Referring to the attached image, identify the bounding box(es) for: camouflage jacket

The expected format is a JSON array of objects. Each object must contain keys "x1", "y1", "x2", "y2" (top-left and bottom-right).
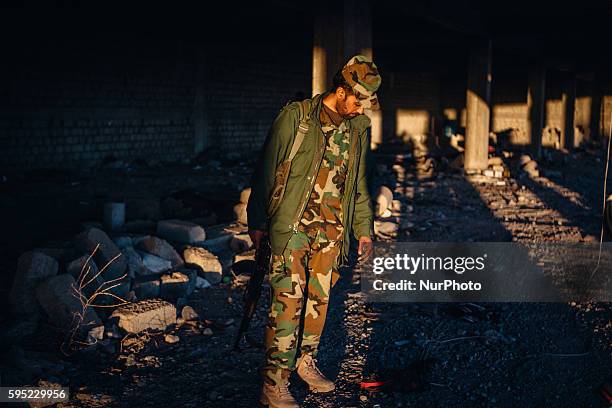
[{"x1": 247, "y1": 93, "x2": 374, "y2": 265}]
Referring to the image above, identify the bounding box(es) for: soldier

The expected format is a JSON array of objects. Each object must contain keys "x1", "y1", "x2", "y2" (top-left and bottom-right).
[{"x1": 247, "y1": 55, "x2": 381, "y2": 408}]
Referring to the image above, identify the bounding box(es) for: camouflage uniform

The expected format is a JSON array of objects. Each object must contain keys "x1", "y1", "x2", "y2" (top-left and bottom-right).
[{"x1": 260, "y1": 55, "x2": 381, "y2": 387}]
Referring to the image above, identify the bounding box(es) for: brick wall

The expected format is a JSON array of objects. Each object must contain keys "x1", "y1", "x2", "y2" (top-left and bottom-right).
[{"x1": 0, "y1": 36, "x2": 311, "y2": 170}]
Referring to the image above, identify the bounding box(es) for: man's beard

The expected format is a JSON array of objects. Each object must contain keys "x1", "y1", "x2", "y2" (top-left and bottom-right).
[{"x1": 335, "y1": 98, "x2": 356, "y2": 119}]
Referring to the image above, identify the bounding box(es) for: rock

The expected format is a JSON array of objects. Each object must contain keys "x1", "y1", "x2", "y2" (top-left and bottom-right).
[
  {"x1": 488, "y1": 156, "x2": 503, "y2": 166},
  {"x1": 74, "y1": 228, "x2": 127, "y2": 281},
  {"x1": 35, "y1": 274, "x2": 102, "y2": 333},
  {"x1": 157, "y1": 219, "x2": 206, "y2": 244},
  {"x1": 519, "y1": 154, "x2": 532, "y2": 166},
  {"x1": 66, "y1": 255, "x2": 103, "y2": 297},
  {"x1": 132, "y1": 279, "x2": 161, "y2": 299},
  {"x1": 10, "y1": 251, "x2": 58, "y2": 315},
  {"x1": 184, "y1": 247, "x2": 223, "y2": 284},
  {"x1": 374, "y1": 220, "x2": 399, "y2": 238},
  {"x1": 105, "y1": 323, "x2": 122, "y2": 339},
  {"x1": 375, "y1": 186, "x2": 393, "y2": 216},
  {"x1": 110, "y1": 299, "x2": 176, "y2": 334},
  {"x1": 136, "y1": 236, "x2": 184, "y2": 267},
  {"x1": 123, "y1": 247, "x2": 146, "y2": 278},
  {"x1": 230, "y1": 234, "x2": 253, "y2": 253},
  {"x1": 234, "y1": 249, "x2": 256, "y2": 263},
  {"x1": 199, "y1": 233, "x2": 233, "y2": 253},
  {"x1": 202, "y1": 328, "x2": 213, "y2": 336},
  {"x1": 196, "y1": 276, "x2": 211, "y2": 289},
  {"x1": 103, "y1": 202, "x2": 125, "y2": 231},
  {"x1": 164, "y1": 334, "x2": 179, "y2": 344},
  {"x1": 139, "y1": 252, "x2": 172, "y2": 275},
  {"x1": 181, "y1": 268, "x2": 197, "y2": 296},
  {"x1": 233, "y1": 202, "x2": 248, "y2": 225},
  {"x1": 160, "y1": 272, "x2": 190, "y2": 300},
  {"x1": 112, "y1": 236, "x2": 133, "y2": 249},
  {"x1": 87, "y1": 325, "x2": 105, "y2": 344},
  {"x1": 483, "y1": 169, "x2": 495, "y2": 178},
  {"x1": 522, "y1": 160, "x2": 539, "y2": 177},
  {"x1": 181, "y1": 306, "x2": 199, "y2": 321},
  {"x1": 239, "y1": 187, "x2": 251, "y2": 204}
]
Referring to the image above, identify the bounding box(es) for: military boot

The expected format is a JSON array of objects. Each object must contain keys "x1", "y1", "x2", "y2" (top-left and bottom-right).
[
  {"x1": 296, "y1": 354, "x2": 335, "y2": 393},
  {"x1": 260, "y1": 369, "x2": 300, "y2": 408}
]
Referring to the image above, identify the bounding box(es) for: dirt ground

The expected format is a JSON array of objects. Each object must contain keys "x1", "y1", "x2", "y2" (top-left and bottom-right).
[{"x1": 0, "y1": 146, "x2": 610, "y2": 407}]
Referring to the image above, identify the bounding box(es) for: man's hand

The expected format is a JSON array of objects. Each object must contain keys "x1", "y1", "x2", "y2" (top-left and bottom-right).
[
  {"x1": 248, "y1": 230, "x2": 267, "y2": 251},
  {"x1": 357, "y1": 236, "x2": 373, "y2": 264}
]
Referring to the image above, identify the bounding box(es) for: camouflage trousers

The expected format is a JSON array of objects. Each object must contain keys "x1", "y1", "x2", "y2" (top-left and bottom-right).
[{"x1": 262, "y1": 229, "x2": 342, "y2": 386}]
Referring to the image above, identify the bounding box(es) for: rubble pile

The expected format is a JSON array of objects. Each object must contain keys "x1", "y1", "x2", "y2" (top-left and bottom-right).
[{"x1": 1, "y1": 188, "x2": 256, "y2": 354}]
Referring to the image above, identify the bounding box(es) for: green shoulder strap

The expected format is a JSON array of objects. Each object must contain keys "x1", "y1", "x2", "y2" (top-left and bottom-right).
[{"x1": 287, "y1": 99, "x2": 311, "y2": 161}]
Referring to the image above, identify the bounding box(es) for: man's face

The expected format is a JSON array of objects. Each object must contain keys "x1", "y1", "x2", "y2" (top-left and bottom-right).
[{"x1": 336, "y1": 87, "x2": 365, "y2": 119}]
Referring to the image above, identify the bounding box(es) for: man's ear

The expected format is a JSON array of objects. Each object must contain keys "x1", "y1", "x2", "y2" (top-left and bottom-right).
[{"x1": 335, "y1": 86, "x2": 346, "y2": 101}]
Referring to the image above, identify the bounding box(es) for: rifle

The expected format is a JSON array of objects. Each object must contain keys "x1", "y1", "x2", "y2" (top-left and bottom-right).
[{"x1": 233, "y1": 235, "x2": 271, "y2": 350}]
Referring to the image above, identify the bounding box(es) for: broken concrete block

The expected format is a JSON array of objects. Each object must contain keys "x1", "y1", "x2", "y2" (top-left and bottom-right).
[
  {"x1": 103, "y1": 202, "x2": 125, "y2": 231},
  {"x1": 160, "y1": 272, "x2": 190, "y2": 300},
  {"x1": 157, "y1": 219, "x2": 206, "y2": 244},
  {"x1": 123, "y1": 246, "x2": 145, "y2": 278},
  {"x1": 110, "y1": 299, "x2": 176, "y2": 333},
  {"x1": 230, "y1": 234, "x2": 253, "y2": 253},
  {"x1": 374, "y1": 220, "x2": 399, "y2": 238},
  {"x1": 74, "y1": 228, "x2": 127, "y2": 281},
  {"x1": 87, "y1": 325, "x2": 105, "y2": 344},
  {"x1": 112, "y1": 236, "x2": 133, "y2": 249},
  {"x1": 66, "y1": 255, "x2": 103, "y2": 298},
  {"x1": 138, "y1": 251, "x2": 172, "y2": 275},
  {"x1": 183, "y1": 246, "x2": 223, "y2": 284},
  {"x1": 522, "y1": 160, "x2": 539, "y2": 177},
  {"x1": 35, "y1": 274, "x2": 101, "y2": 332},
  {"x1": 239, "y1": 187, "x2": 251, "y2": 204},
  {"x1": 488, "y1": 156, "x2": 503, "y2": 166},
  {"x1": 181, "y1": 305, "x2": 199, "y2": 321},
  {"x1": 375, "y1": 186, "x2": 393, "y2": 217},
  {"x1": 234, "y1": 249, "x2": 256, "y2": 263},
  {"x1": 131, "y1": 279, "x2": 161, "y2": 299},
  {"x1": 10, "y1": 251, "x2": 58, "y2": 315},
  {"x1": 483, "y1": 169, "x2": 495, "y2": 178},
  {"x1": 233, "y1": 202, "x2": 248, "y2": 225},
  {"x1": 136, "y1": 236, "x2": 184, "y2": 267},
  {"x1": 199, "y1": 233, "x2": 233, "y2": 253},
  {"x1": 519, "y1": 154, "x2": 532, "y2": 166},
  {"x1": 164, "y1": 334, "x2": 179, "y2": 344},
  {"x1": 196, "y1": 276, "x2": 211, "y2": 289}
]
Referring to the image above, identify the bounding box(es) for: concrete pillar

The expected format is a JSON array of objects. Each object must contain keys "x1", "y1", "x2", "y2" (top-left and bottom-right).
[
  {"x1": 464, "y1": 40, "x2": 492, "y2": 171},
  {"x1": 562, "y1": 73, "x2": 576, "y2": 150},
  {"x1": 312, "y1": 0, "x2": 373, "y2": 95},
  {"x1": 312, "y1": 12, "x2": 343, "y2": 96},
  {"x1": 527, "y1": 65, "x2": 546, "y2": 159},
  {"x1": 590, "y1": 72, "x2": 602, "y2": 141},
  {"x1": 343, "y1": 0, "x2": 373, "y2": 60}
]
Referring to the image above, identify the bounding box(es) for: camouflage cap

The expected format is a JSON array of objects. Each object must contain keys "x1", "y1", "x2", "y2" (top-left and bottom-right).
[{"x1": 341, "y1": 55, "x2": 381, "y2": 110}]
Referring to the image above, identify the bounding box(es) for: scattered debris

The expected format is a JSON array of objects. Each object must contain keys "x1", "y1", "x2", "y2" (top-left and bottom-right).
[{"x1": 164, "y1": 334, "x2": 180, "y2": 344}]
